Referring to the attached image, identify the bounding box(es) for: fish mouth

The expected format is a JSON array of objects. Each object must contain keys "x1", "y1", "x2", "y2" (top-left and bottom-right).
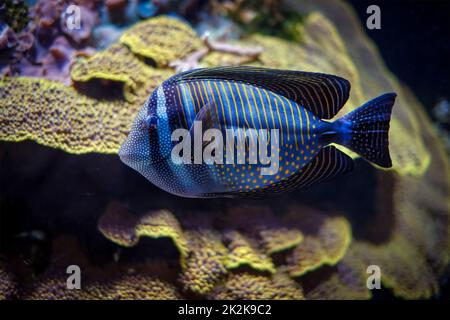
[{"x1": 118, "y1": 139, "x2": 148, "y2": 168}]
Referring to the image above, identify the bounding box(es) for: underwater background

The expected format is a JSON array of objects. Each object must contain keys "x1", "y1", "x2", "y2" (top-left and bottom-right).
[{"x1": 0, "y1": 0, "x2": 449, "y2": 299}]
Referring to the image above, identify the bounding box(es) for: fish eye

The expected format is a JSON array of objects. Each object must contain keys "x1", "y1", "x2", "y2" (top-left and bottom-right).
[{"x1": 145, "y1": 114, "x2": 158, "y2": 129}]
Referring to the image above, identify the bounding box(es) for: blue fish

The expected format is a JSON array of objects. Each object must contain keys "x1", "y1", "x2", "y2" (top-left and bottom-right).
[{"x1": 119, "y1": 66, "x2": 396, "y2": 198}]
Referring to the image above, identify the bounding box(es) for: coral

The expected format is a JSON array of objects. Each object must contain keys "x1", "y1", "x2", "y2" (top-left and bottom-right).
[
  {"x1": 0, "y1": 2, "x2": 449, "y2": 300},
  {"x1": 180, "y1": 230, "x2": 228, "y2": 294},
  {"x1": 71, "y1": 44, "x2": 165, "y2": 102},
  {"x1": 303, "y1": 246, "x2": 371, "y2": 300},
  {"x1": 289, "y1": 0, "x2": 450, "y2": 298},
  {"x1": 259, "y1": 228, "x2": 303, "y2": 255},
  {"x1": 22, "y1": 236, "x2": 181, "y2": 300},
  {"x1": 119, "y1": 16, "x2": 204, "y2": 67},
  {"x1": 0, "y1": 0, "x2": 29, "y2": 32},
  {"x1": 169, "y1": 35, "x2": 262, "y2": 71},
  {"x1": 0, "y1": 71, "x2": 168, "y2": 154},
  {"x1": 221, "y1": 206, "x2": 304, "y2": 255},
  {"x1": 99, "y1": 202, "x2": 189, "y2": 266},
  {"x1": 90, "y1": 274, "x2": 181, "y2": 300},
  {"x1": 0, "y1": 260, "x2": 17, "y2": 300},
  {"x1": 350, "y1": 236, "x2": 438, "y2": 299},
  {"x1": 96, "y1": 203, "x2": 351, "y2": 296},
  {"x1": 209, "y1": 272, "x2": 305, "y2": 300},
  {"x1": 223, "y1": 230, "x2": 275, "y2": 273},
  {"x1": 27, "y1": 273, "x2": 180, "y2": 300},
  {"x1": 284, "y1": 211, "x2": 352, "y2": 277},
  {"x1": 136, "y1": 210, "x2": 189, "y2": 265},
  {"x1": 98, "y1": 201, "x2": 139, "y2": 247},
  {"x1": 1, "y1": 0, "x2": 101, "y2": 84}
]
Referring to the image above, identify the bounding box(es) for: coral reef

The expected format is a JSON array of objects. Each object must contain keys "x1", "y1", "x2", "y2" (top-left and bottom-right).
[
  {"x1": 20, "y1": 236, "x2": 181, "y2": 300},
  {"x1": 209, "y1": 272, "x2": 305, "y2": 300},
  {"x1": 0, "y1": 70, "x2": 168, "y2": 154},
  {"x1": 0, "y1": 0, "x2": 104, "y2": 85},
  {"x1": 0, "y1": 0, "x2": 29, "y2": 32},
  {"x1": 0, "y1": 1, "x2": 449, "y2": 300},
  {"x1": 94, "y1": 202, "x2": 351, "y2": 297},
  {"x1": 0, "y1": 260, "x2": 17, "y2": 300},
  {"x1": 288, "y1": 0, "x2": 450, "y2": 299},
  {"x1": 71, "y1": 44, "x2": 164, "y2": 102},
  {"x1": 284, "y1": 211, "x2": 352, "y2": 277},
  {"x1": 0, "y1": 13, "x2": 431, "y2": 175}
]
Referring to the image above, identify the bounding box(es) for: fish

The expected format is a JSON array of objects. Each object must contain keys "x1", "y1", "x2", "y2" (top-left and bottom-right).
[{"x1": 119, "y1": 66, "x2": 396, "y2": 198}]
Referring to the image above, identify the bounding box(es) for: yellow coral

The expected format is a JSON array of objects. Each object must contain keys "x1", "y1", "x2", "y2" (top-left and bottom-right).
[
  {"x1": 0, "y1": 75, "x2": 164, "y2": 154},
  {"x1": 224, "y1": 231, "x2": 276, "y2": 274},
  {"x1": 222, "y1": 206, "x2": 304, "y2": 255},
  {"x1": 26, "y1": 271, "x2": 180, "y2": 300},
  {"x1": 98, "y1": 203, "x2": 189, "y2": 267},
  {"x1": 209, "y1": 272, "x2": 305, "y2": 300},
  {"x1": 71, "y1": 44, "x2": 164, "y2": 102},
  {"x1": 136, "y1": 209, "x2": 189, "y2": 266},
  {"x1": 303, "y1": 246, "x2": 371, "y2": 300},
  {"x1": 288, "y1": 0, "x2": 450, "y2": 298},
  {"x1": 98, "y1": 201, "x2": 139, "y2": 247},
  {"x1": 285, "y1": 211, "x2": 352, "y2": 277},
  {"x1": 0, "y1": 262, "x2": 16, "y2": 300},
  {"x1": 23, "y1": 236, "x2": 181, "y2": 300},
  {"x1": 0, "y1": 13, "x2": 431, "y2": 176},
  {"x1": 120, "y1": 16, "x2": 204, "y2": 67},
  {"x1": 259, "y1": 228, "x2": 303, "y2": 255},
  {"x1": 87, "y1": 275, "x2": 181, "y2": 300},
  {"x1": 180, "y1": 231, "x2": 228, "y2": 294},
  {"x1": 1, "y1": 4, "x2": 449, "y2": 301}
]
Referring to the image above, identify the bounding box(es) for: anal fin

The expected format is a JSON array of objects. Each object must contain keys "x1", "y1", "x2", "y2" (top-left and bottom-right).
[{"x1": 217, "y1": 146, "x2": 354, "y2": 199}]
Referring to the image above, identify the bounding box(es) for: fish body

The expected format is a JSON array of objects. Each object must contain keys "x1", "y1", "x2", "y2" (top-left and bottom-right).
[{"x1": 119, "y1": 66, "x2": 396, "y2": 198}]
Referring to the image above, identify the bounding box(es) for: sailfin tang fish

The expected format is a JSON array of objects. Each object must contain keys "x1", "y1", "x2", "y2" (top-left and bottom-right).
[{"x1": 119, "y1": 66, "x2": 396, "y2": 198}]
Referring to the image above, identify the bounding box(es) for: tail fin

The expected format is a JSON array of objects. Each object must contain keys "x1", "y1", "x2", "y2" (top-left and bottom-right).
[{"x1": 336, "y1": 93, "x2": 396, "y2": 168}]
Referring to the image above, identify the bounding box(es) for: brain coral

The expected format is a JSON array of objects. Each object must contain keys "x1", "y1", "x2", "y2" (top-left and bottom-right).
[{"x1": 0, "y1": 1, "x2": 449, "y2": 300}]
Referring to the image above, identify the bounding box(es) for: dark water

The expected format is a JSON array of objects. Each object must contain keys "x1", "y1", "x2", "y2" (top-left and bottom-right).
[{"x1": 349, "y1": 0, "x2": 450, "y2": 113}]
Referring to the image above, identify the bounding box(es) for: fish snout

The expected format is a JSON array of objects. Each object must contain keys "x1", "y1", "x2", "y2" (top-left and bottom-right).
[{"x1": 118, "y1": 128, "x2": 150, "y2": 168}]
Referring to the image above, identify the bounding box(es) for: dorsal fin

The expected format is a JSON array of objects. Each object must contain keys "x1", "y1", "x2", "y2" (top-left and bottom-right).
[
  {"x1": 206, "y1": 146, "x2": 354, "y2": 199},
  {"x1": 173, "y1": 66, "x2": 351, "y2": 119}
]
